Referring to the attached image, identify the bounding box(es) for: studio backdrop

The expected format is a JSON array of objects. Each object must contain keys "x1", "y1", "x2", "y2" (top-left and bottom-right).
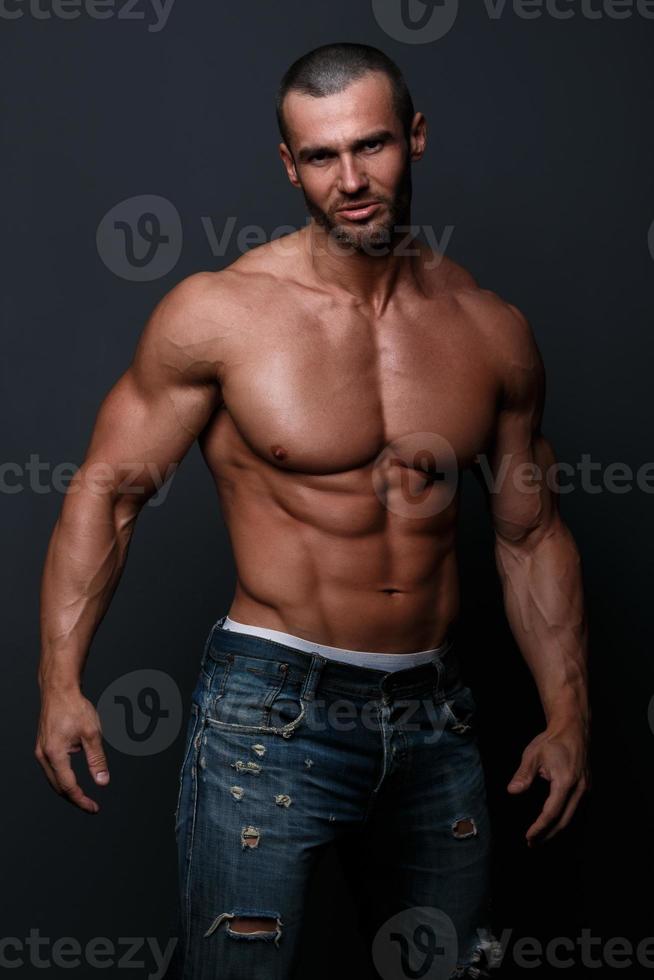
[{"x1": 2, "y1": 2, "x2": 653, "y2": 978}]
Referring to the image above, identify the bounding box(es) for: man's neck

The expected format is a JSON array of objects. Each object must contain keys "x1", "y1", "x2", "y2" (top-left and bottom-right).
[{"x1": 301, "y1": 219, "x2": 422, "y2": 315}]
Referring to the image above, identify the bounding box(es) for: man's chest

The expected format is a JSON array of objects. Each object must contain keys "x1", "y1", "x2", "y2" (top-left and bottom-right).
[{"x1": 211, "y1": 301, "x2": 500, "y2": 475}]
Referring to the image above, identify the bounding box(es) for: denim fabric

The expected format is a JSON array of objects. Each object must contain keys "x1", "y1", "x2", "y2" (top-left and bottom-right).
[{"x1": 174, "y1": 616, "x2": 504, "y2": 979}]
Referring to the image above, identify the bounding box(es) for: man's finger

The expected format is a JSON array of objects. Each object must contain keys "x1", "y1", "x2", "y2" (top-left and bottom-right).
[
  {"x1": 525, "y1": 775, "x2": 574, "y2": 844},
  {"x1": 507, "y1": 754, "x2": 538, "y2": 793},
  {"x1": 48, "y1": 752, "x2": 100, "y2": 814},
  {"x1": 35, "y1": 746, "x2": 64, "y2": 796},
  {"x1": 541, "y1": 781, "x2": 587, "y2": 841},
  {"x1": 82, "y1": 732, "x2": 110, "y2": 786}
]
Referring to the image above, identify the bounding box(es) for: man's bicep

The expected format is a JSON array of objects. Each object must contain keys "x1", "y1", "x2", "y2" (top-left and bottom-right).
[
  {"x1": 80, "y1": 370, "x2": 216, "y2": 505},
  {"x1": 78, "y1": 276, "x2": 222, "y2": 506},
  {"x1": 480, "y1": 410, "x2": 559, "y2": 544}
]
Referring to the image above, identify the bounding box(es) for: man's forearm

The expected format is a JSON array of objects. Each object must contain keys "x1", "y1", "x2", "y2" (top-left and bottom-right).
[
  {"x1": 39, "y1": 479, "x2": 138, "y2": 693},
  {"x1": 494, "y1": 514, "x2": 589, "y2": 731}
]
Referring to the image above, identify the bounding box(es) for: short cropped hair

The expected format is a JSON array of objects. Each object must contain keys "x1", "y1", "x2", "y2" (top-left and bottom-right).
[{"x1": 276, "y1": 42, "x2": 415, "y2": 153}]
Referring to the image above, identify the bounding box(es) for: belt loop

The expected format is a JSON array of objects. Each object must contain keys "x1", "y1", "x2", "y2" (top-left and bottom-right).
[{"x1": 300, "y1": 654, "x2": 326, "y2": 701}]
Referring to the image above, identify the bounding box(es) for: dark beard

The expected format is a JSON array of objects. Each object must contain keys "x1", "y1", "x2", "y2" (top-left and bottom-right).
[{"x1": 301, "y1": 160, "x2": 413, "y2": 257}]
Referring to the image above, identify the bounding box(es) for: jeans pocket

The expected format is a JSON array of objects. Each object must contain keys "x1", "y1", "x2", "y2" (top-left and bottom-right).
[{"x1": 206, "y1": 657, "x2": 307, "y2": 737}]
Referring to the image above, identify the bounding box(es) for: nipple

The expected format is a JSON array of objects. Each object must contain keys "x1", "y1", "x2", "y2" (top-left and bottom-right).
[{"x1": 271, "y1": 444, "x2": 288, "y2": 461}]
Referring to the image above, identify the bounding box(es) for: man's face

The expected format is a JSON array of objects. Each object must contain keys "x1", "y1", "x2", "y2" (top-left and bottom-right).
[{"x1": 280, "y1": 72, "x2": 424, "y2": 253}]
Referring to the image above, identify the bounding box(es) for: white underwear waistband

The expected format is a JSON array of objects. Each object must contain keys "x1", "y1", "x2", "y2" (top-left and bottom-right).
[{"x1": 221, "y1": 616, "x2": 450, "y2": 673}]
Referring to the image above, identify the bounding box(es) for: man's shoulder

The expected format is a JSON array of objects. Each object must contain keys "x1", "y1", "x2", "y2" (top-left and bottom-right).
[
  {"x1": 140, "y1": 238, "x2": 303, "y2": 368},
  {"x1": 419, "y1": 245, "x2": 523, "y2": 324},
  {"x1": 133, "y1": 269, "x2": 248, "y2": 380},
  {"x1": 445, "y1": 275, "x2": 537, "y2": 358},
  {"x1": 434, "y1": 269, "x2": 544, "y2": 401},
  {"x1": 465, "y1": 290, "x2": 544, "y2": 410},
  {"x1": 154, "y1": 250, "x2": 286, "y2": 323}
]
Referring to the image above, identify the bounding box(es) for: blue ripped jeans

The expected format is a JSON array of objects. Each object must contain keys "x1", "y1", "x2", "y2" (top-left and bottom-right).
[{"x1": 174, "y1": 616, "x2": 504, "y2": 979}]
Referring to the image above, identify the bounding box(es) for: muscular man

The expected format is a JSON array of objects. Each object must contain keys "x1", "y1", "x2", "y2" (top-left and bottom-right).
[{"x1": 36, "y1": 42, "x2": 590, "y2": 980}]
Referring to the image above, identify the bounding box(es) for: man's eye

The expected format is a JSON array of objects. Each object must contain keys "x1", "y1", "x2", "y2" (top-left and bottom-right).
[{"x1": 363, "y1": 140, "x2": 383, "y2": 151}]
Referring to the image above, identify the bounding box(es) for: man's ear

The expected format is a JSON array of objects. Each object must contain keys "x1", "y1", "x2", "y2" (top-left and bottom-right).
[
  {"x1": 279, "y1": 142, "x2": 301, "y2": 188},
  {"x1": 409, "y1": 112, "x2": 427, "y2": 162}
]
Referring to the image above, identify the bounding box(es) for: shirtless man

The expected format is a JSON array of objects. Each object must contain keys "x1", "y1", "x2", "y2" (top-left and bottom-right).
[{"x1": 36, "y1": 42, "x2": 590, "y2": 980}]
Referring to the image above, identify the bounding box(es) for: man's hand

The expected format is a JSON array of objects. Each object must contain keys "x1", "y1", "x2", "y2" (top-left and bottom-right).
[
  {"x1": 35, "y1": 689, "x2": 110, "y2": 814},
  {"x1": 507, "y1": 719, "x2": 590, "y2": 846}
]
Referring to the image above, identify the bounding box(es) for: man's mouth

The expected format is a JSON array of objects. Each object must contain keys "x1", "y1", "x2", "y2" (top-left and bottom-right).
[{"x1": 335, "y1": 201, "x2": 381, "y2": 222}]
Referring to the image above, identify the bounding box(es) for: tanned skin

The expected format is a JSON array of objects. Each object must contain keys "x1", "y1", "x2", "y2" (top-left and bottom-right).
[{"x1": 36, "y1": 71, "x2": 590, "y2": 847}]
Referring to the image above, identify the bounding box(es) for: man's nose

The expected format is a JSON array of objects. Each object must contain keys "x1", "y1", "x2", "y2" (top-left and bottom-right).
[{"x1": 336, "y1": 153, "x2": 368, "y2": 195}]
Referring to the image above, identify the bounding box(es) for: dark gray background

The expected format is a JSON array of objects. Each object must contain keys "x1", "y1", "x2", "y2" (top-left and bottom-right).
[{"x1": 2, "y1": 1, "x2": 653, "y2": 977}]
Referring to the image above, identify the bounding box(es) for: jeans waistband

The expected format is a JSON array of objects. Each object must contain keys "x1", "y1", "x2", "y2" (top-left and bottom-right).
[{"x1": 202, "y1": 614, "x2": 464, "y2": 699}]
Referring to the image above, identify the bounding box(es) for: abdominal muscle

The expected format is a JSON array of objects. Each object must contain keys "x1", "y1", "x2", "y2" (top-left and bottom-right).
[{"x1": 202, "y1": 418, "x2": 461, "y2": 655}]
